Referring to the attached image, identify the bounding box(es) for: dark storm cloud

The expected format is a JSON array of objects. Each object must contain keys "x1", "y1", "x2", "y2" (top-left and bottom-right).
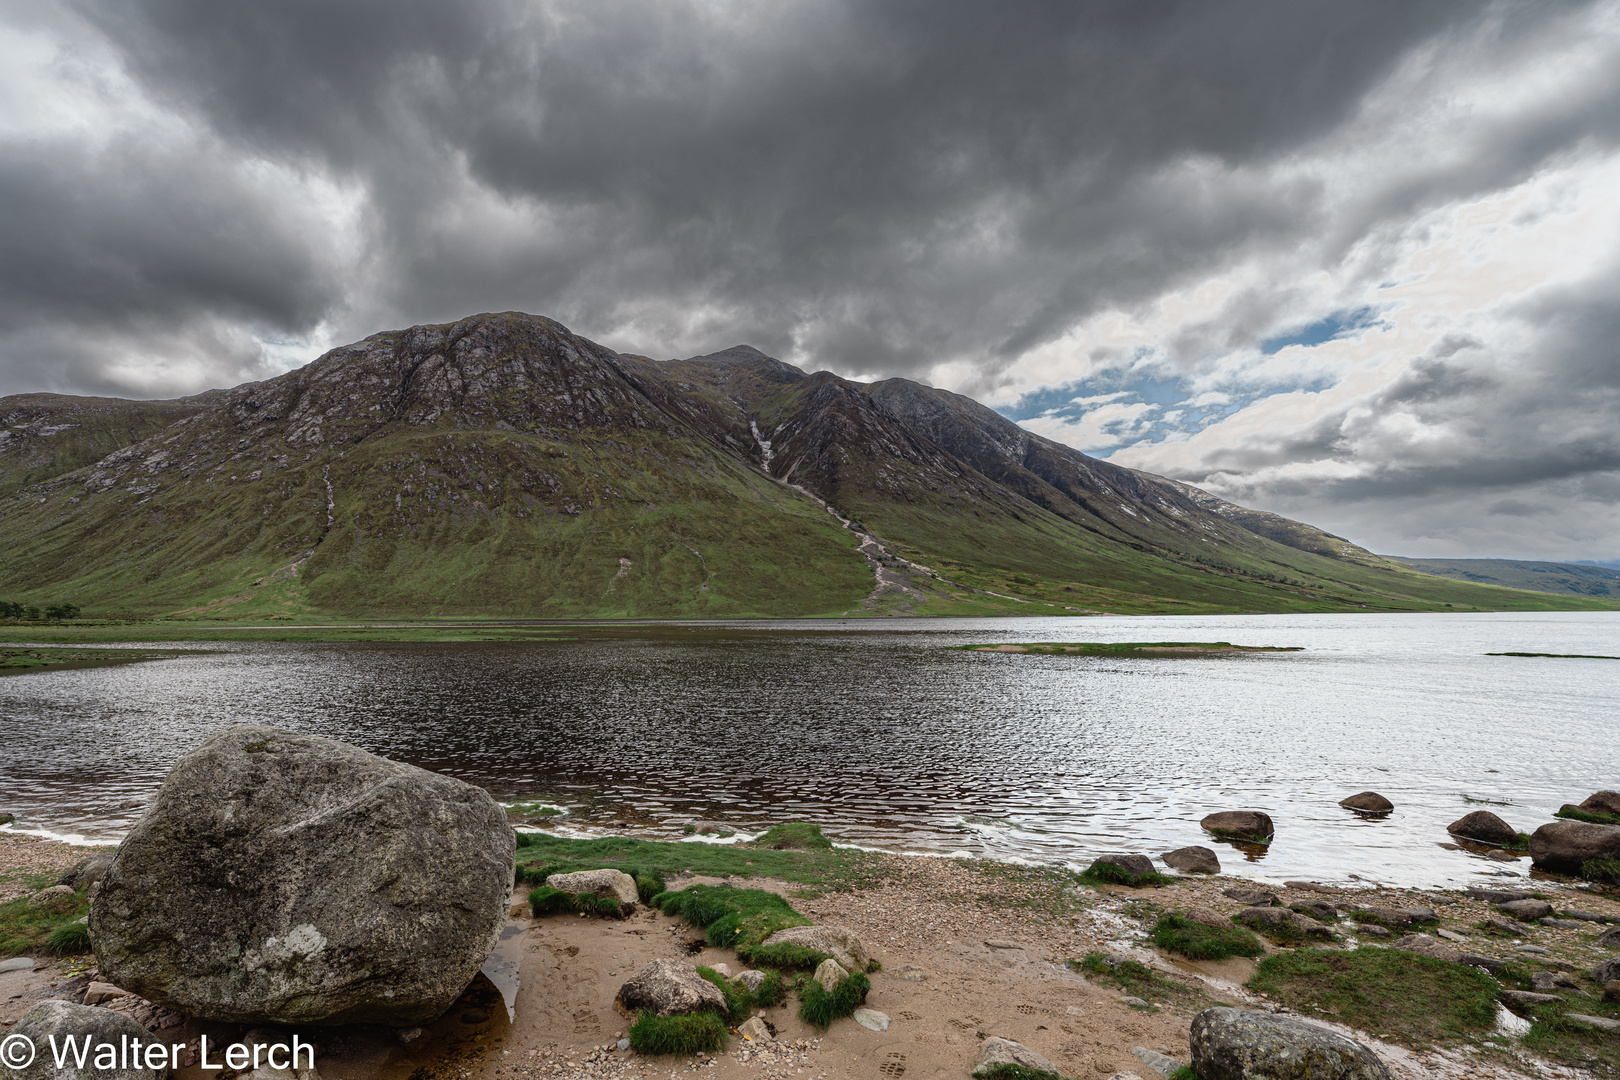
[{"x1": 19, "y1": 0, "x2": 1503, "y2": 385}]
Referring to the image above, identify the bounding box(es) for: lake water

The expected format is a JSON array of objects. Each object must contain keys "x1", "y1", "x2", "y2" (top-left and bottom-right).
[{"x1": 2, "y1": 611, "x2": 1617, "y2": 889}]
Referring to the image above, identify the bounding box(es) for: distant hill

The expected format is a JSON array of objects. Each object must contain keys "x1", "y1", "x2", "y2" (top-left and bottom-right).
[
  {"x1": 1387, "y1": 557, "x2": 1620, "y2": 598},
  {"x1": 0, "y1": 311, "x2": 1613, "y2": 619}
]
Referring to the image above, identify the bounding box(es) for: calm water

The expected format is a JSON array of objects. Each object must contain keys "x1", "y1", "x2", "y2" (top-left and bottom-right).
[{"x1": 2, "y1": 612, "x2": 1617, "y2": 889}]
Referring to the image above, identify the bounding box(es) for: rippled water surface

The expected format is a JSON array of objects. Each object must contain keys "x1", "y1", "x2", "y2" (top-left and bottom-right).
[{"x1": 3, "y1": 612, "x2": 1618, "y2": 888}]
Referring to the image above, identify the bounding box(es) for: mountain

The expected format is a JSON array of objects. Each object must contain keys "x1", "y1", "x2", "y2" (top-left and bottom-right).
[
  {"x1": 0, "y1": 311, "x2": 1611, "y2": 619},
  {"x1": 1386, "y1": 557, "x2": 1620, "y2": 598}
]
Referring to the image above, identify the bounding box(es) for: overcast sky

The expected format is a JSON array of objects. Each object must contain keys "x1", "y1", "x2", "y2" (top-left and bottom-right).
[{"x1": 3, "y1": 1, "x2": 1619, "y2": 559}]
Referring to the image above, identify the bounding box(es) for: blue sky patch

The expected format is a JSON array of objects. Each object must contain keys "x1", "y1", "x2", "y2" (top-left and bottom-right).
[{"x1": 1260, "y1": 306, "x2": 1380, "y2": 354}]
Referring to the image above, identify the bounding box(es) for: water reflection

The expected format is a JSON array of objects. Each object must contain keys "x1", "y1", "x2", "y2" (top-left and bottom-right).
[{"x1": 1, "y1": 611, "x2": 1617, "y2": 888}]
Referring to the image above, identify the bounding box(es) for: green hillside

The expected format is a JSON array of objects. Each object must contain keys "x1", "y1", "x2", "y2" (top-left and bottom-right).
[{"x1": 0, "y1": 312, "x2": 1612, "y2": 620}]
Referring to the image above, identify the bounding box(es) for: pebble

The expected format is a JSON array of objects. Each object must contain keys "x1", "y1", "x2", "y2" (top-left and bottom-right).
[{"x1": 852, "y1": 1008, "x2": 890, "y2": 1032}]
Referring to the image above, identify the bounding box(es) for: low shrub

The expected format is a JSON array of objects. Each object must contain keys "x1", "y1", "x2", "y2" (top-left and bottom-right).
[
  {"x1": 46, "y1": 922, "x2": 91, "y2": 955},
  {"x1": 754, "y1": 823, "x2": 832, "y2": 851},
  {"x1": 1150, "y1": 914, "x2": 1264, "y2": 960},
  {"x1": 628, "y1": 1010, "x2": 728, "y2": 1055},
  {"x1": 798, "y1": 971, "x2": 870, "y2": 1029}
]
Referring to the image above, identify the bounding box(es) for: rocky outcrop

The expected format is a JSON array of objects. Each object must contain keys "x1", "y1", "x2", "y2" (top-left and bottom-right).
[
  {"x1": 617, "y1": 959, "x2": 727, "y2": 1016},
  {"x1": 973, "y1": 1037, "x2": 1058, "y2": 1078},
  {"x1": 1446, "y1": 811, "x2": 1517, "y2": 846},
  {"x1": 546, "y1": 869, "x2": 638, "y2": 908},
  {"x1": 5, "y1": 1001, "x2": 166, "y2": 1080},
  {"x1": 1339, "y1": 792, "x2": 1393, "y2": 813},
  {"x1": 758, "y1": 925, "x2": 870, "y2": 972},
  {"x1": 1529, "y1": 820, "x2": 1620, "y2": 874},
  {"x1": 1200, "y1": 811, "x2": 1274, "y2": 840},
  {"x1": 1190, "y1": 1007, "x2": 1390, "y2": 1080},
  {"x1": 91, "y1": 726, "x2": 514, "y2": 1026},
  {"x1": 1161, "y1": 846, "x2": 1220, "y2": 873}
]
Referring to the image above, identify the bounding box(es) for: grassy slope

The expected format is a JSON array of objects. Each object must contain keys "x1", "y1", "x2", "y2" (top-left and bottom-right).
[{"x1": 1388, "y1": 557, "x2": 1620, "y2": 598}]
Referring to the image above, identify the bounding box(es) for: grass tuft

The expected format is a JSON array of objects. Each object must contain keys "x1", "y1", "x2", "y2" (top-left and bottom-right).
[
  {"x1": 754, "y1": 823, "x2": 832, "y2": 851},
  {"x1": 1246, "y1": 947, "x2": 1496, "y2": 1047},
  {"x1": 655, "y1": 885, "x2": 813, "y2": 963},
  {"x1": 697, "y1": 967, "x2": 751, "y2": 1025},
  {"x1": 1150, "y1": 914, "x2": 1264, "y2": 960},
  {"x1": 1070, "y1": 953, "x2": 1207, "y2": 1009},
  {"x1": 627, "y1": 1011, "x2": 728, "y2": 1055},
  {"x1": 46, "y1": 921, "x2": 91, "y2": 955},
  {"x1": 975, "y1": 1065, "x2": 1071, "y2": 1080},
  {"x1": 1077, "y1": 861, "x2": 1175, "y2": 889},
  {"x1": 797, "y1": 970, "x2": 870, "y2": 1029},
  {"x1": 0, "y1": 886, "x2": 91, "y2": 959},
  {"x1": 1580, "y1": 858, "x2": 1620, "y2": 885}
]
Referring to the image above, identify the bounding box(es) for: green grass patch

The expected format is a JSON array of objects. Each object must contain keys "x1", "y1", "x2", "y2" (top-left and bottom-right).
[
  {"x1": 654, "y1": 885, "x2": 813, "y2": 964},
  {"x1": 1070, "y1": 952, "x2": 1207, "y2": 1008},
  {"x1": 697, "y1": 966, "x2": 752, "y2": 1025},
  {"x1": 1149, "y1": 913, "x2": 1264, "y2": 960},
  {"x1": 1558, "y1": 806, "x2": 1620, "y2": 826},
  {"x1": 753, "y1": 823, "x2": 832, "y2": 850},
  {"x1": 46, "y1": 921, "x2": 91, "y2": 955},
  {"x1": 511, "y1": 832, "x2": 897, "y2": 892},
  {"x1": 525, "y1": 885, "x2": 630, "y2": 920},
  {"x1": 797, "y1": 970, "x2": 870, "y2": 1029},
  {"x1": 0, "y1": 888, "x2": 90, "y2": 959},
  {"x1": 1077, "y1": 861, "x2": 1175, "y2": 889},
  {"x1": 1246, "y1": 947, "x2": 1497, "y2": 1048},
  {"x1": 975, "y1": 1065, "x2": 1072, "y2": 1080},
  {"x1": 627, "y1": 1010, "x2": 728, "y2": 1055},
  {"x1": 1581, "y1": 858, "x2": 1620, "y2": 885}
]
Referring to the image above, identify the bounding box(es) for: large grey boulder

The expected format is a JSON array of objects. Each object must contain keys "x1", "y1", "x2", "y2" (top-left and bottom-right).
[
  {"x1": 1191, "y1": 1008, "x2": 1390, "y2": 1080},
  {"x1": 3, "y1": 1000, "x2": 165, "y2": 1080},
  {"x1": 758, "y1": 925, "x2": 870, "y2": 972},
  {"x1": 91, "y1": 725, "x2": 514, "y2": 1026},
  {"x1": 616, "y1": 960, "x2": 727, "y2": 1016},
  {"x1": 1529, "y1": 820, "x2": 1620, "y2": 874}
]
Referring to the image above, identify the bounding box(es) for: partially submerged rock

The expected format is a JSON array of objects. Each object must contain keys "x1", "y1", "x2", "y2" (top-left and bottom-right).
[
  {"x1": 1161, "y1": 846, "x2": 1220, "y2": 874},
  {"x1": 6, "y1": 1000, "x2": 165, "y2": 1080},
  {"x1": 91, "y1": 725, "x2": 515, "y2": 1026},
  {"x1": 1190, "y1": 1007, "x2": 1390, "y2": 1080},
  {"x1": 546, "y1": 869, "x2": 638, "y2": 908},
  {"x1": 1339, "y1": 792, "x2": 1393, "y2": 813},
  {"x1": 973, "y1": 1036, "x2": 1058, "y2": 1078},
  {"x1": 617, "y1": 959, "x2": 727, "y2": 1016},
  {"x1": 1528, "y1": 820, "x2": 1620, "y2": 874},
  {"x1": 758, "y1": 925, "x2": 870, "y2": 972},
  {"x1": 1447, "y1": 811, "x2": 1518, "y2": 847},
  {"x1": 1200, "y1": 811, "x2": 1274, "y2": 841}
]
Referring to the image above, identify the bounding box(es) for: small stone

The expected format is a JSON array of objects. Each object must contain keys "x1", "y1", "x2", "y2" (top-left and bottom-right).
[
  {"x1": 898, "y1": 965, "x2": 927, "y2": 982},
  {"x1": 1515, "y1": 944, "x2": 1551, "y2": 955},
  {"x1": 1592, "y1": 956, "x2": 1620, "y2": 983},
  {"x1": 1399, "y1": 907, "x2": 1437, "y2": 923},
  {"x1": 1484, "y1": 849, "x2": 1519, "y2": 862},
  {"x1": 1461, "y1": 954, "x2": 1506, "y2": 973},
  {"x1": 1500, "y1": 990, "x2": 1563, "y2": 1008},
  {"x1": 736, "y1": 969, "x2": 768, "y2": 992},
  {"x1": 1541, "y1": 917, "x2": 1586, "y2": 929},
  {"x1": 82, "y1": 981, "x2": 133, "y2": 1005},
  {"x1": 1120, "y1": 996, "x2": 1149, "y2": 1009},
  {"x1": 1530, "y1": 971, "x2": 1582, "y2": 993},
  {"x1": 984, "y1": 939, "x2": 1024, "y2": 950},
  {"x1": 547, "y1": 869, "x2": 638, "y2": 908},
  {"x1": 1183, "y1": 906, "x2": 1236, "y2": 931},
  {"x1": 1237, "y1": 906, "x2": 1297, "y2": 929},
  {"x1": 1436, "y1": 929, "x2": 1469, "y2": 943},
  {"x1": 0, "y1": 957, "x2": 34, "y2": 973},
  {"x1": 737, "y1": 1016, "x2": 770, "y2": 1041},
  {"x1": 1290, "y1": 900, "x2": 1339, "y2": 921},
  {"x1": 709, "y1": 962, "x2": 731, "y2": 977},
  {"x1": 1087, "y1": 853, "x2": 1158, "y2": 880},
  {"x1": 853, "y1": 1008, "x2": 890, "y2": 1031},
  {"x1": 1497, "y1": 898, "x2": 1553, "y2": 921},
  {"x1": 1356, "y1": 924, "x2": 1391, "y2": 938},
  {"x1": 26, "y1": 885, "x2": 75, "y2": 907},
  {"x1": 616, "y1": 1037, "x2": 631, "y2": 1051},
  {"x1": 813, "y1": 958, "x2": 848, "y2": 993},
  {"x1": 1222, "y1": 886, "x2": 1279, "y2": 906},
  {"x1": 1467, "y1": 887, "x2": 1533, "y2": 903},
  {"x1": 1339, "y1": 792, "x2": 1393, "y2": 813},
  {"x1": 1566, "y1": 1013, "x2": 1620, "y2": 1032},
  {"x1": 1354, "y1": 906, "x2": 1413, "y2": 928},
  {"x1": 973, "y1": 1036, "x2": 1058, "y2": 1078},
  {"x1": 1131, "y1": 1046, "x2": 1185, "y2": 1078},
  {"x1": 1161, "y1": 846, "x2": 1220, "y2": 874},
  {"x1": 8, "y1": 1001, "x2": 165, "y2": 1080},
  {"x1": 1391, "y1": 934, "x2": 1462, "y2": 963},
  {"x1": 1482, "y1": 915, "x2": 1529, "y2": 935}
]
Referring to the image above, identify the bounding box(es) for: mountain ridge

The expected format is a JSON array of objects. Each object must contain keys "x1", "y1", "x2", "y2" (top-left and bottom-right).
[{"x1": 0, "y1": 310, "x2": 1610, "y2": 619}]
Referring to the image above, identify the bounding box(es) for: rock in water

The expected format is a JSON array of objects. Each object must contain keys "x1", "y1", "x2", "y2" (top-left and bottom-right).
[
  {"x1": 91, "y1": 725, "x2": 514, "y2": 1026},
  {"x1": 1190, "y1": 1007, "x2": 1390, "y2": 1080},
  {"x1": 1528, "y1": 821, "x2": 1620, "y2": 874},
  {"x1": 1446, "y1": 811, "x2": 1517, "y2": 846},
  {"x1": 1200, "y1": 811, "x2": 1275, "y2": 840},
  {"x1": 1087, "y1": 853, "x2": 1158, "y2": 880},
  {"x1": 1161, "y1": 846, "x2": 1221, "y2": 874},
  {"x1": 1339, "y1": 792, "x2": 1393, "y2": 813},
  {"x1": 6, "y1": 1000, "x2": 165, "y2": 1080},
  {"x1": 616, "y1": 959, "x2": 727, "y2": 1016},
  {"x1": 973, "y1": 1037, "x2": 1058, "y2": 1078}
]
